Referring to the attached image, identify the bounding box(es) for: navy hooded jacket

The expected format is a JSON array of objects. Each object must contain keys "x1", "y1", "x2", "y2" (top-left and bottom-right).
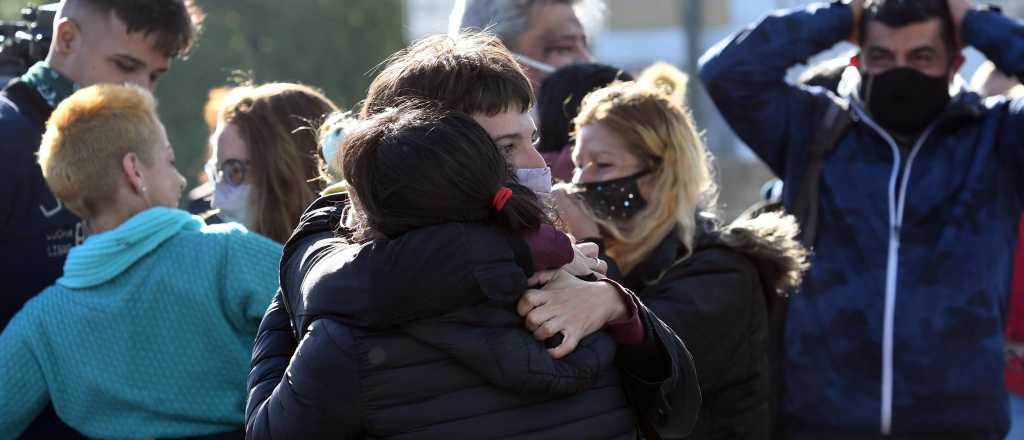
[
  {"x1": 0, "y1": 80, "x2": 84, "y2": 439},
  {"x1": 700, "y1": 2, "x2": 1024, "y2": 438}
]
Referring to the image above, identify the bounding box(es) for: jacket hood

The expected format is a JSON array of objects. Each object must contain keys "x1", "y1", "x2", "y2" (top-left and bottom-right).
[
  {"x1": 59, "y1": 207, "x2": 203, "y2": 289},
  {"x1": 709, "y1": 210, "x2": 810, "y2": 296},
  {"x1": 628, "y1": 211, "x2": 809, "y2": 297}
]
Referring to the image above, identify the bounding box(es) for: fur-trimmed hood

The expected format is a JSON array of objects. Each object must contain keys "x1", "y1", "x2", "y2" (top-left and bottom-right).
[
  {"x1": 710, "y1": 210, "x2": 810, "y2": 296},
  {"x1": 624, "y1": 210, "x2": 809, "y2": 298}
]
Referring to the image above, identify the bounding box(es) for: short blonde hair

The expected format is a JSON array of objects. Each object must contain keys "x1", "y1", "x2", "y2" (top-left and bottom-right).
[
  {"x1": 38, "y1": 84, "x2": 164, "y2": 218},
  {"x1": 574, "y1": 62, "x2": 716, "y2": 274}
]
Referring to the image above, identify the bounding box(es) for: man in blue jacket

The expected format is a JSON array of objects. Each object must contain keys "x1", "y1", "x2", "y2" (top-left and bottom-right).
[
  {"x1": 700, "y1": 0, "x2": 1024, "y2": 437},
  {"x1": 0, "y1": 1, "x2": 202, "y2": 437}
]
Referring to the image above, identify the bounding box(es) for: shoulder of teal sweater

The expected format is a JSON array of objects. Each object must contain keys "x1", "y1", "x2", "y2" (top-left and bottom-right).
[
  {"x1": 200, "y1": 222, "x2": 250, "y2": 236},
  {"x1": 180, "y1": 222, "x2": 283, "y2": 254},
  {"x1": 8, "y1": 284, "x2": 64, "y2": 330}
]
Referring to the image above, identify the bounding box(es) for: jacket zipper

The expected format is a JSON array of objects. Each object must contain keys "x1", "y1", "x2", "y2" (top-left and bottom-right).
[{"x1": 852, "y1": 105, "x2": 938, "y2": 435}]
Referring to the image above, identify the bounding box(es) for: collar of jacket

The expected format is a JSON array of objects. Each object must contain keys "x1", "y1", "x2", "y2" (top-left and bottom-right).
[
  {"x1": 623, "y1": 211, "x2": 808, "y2": 297},
  {"x1": 58, "y1": 207, "x2": 204, "y2": 289},
  {"x1": 281, "y1": 192, "x2": 352, "y2": 267},
  {"x1": 623, "y1": 215, "x2": 718, "y2": 290},
  {"x1": 20, "y1": 61, "x2": 78, "y2": 109}
]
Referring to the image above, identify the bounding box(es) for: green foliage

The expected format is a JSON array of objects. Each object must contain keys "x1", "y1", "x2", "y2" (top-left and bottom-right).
[
  {"x1": 0, "y1": 1, "x2": 24, "y2": 20},
  {"x1": 156, "y1": 0, "x2": 405, "y2": 191}
]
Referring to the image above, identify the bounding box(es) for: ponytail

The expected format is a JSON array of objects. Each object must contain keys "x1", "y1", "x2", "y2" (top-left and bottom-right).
[
  {"x1": 340, "y1": 103, "x2": 554, "y2": 240},
  {"x1": 491, "y1": 182, "x2": 548, "y2": 233}
]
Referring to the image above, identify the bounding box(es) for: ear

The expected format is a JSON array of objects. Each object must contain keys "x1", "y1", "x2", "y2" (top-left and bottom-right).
[
  {"x1": 52, "y1": 18, "x2": 81, "y2": 56},
  {"x1": 121, "y1": 153, "x2": 145, "y2": 194}
]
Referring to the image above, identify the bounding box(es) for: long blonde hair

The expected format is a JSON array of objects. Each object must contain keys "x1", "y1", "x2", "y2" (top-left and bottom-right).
[{"x1": 573, "y1": 62, "x2": 716, "y2": 274}]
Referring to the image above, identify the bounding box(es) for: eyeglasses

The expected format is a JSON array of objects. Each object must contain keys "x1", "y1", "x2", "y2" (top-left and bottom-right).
[{"x1": 205, "y1": 159, "x2": 250, "y2": 187}]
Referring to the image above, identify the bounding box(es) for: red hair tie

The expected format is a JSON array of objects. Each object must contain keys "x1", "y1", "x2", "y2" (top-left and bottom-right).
[{"x1": 492, "y1": 187, "x2": 513, "y2": 212}]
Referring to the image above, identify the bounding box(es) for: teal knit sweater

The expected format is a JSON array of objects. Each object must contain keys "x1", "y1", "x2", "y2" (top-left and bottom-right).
[{"x1": 0, "y1": 208, "x2": 282, "y2": 439}]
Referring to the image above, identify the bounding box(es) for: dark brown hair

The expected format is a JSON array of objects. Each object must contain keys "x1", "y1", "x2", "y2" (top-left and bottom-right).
[
  {"x1": 860, "y1": 0, "x2": 956, "y2": 55},
  {"x1": 342, "y1": 102, "x2": 549, "y2": 240},
  {"x1": 220, "y1": 83, "x2": 339, "y2": 243},
  {"x1": 76, "y1": 0, "x2": 205, "y2": 58},
  {"x1": 536, "y1": 62, "x2": 633, "y2": 153},
  {"x1": 361, "y1": 32, "x2": 533, "y2": 118}
]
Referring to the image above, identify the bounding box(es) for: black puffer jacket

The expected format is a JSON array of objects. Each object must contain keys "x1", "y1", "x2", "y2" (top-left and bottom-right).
[
  {"x1": 246, "y1": 195, "x2": 701, "y2": 439},
  {"x1": 619, "y1": 213, "x2": 807, "y2": 440}
]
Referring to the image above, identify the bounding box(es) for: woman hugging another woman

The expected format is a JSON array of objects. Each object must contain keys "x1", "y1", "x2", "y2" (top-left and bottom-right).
[{"x1": 548, "y1": 63, "x2": 810, "y2": 439}]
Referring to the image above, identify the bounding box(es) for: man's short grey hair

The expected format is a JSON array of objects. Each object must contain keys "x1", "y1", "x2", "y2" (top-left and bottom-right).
[{"x1": 450, "y1": 0, "x2": 605, "y2": 50}]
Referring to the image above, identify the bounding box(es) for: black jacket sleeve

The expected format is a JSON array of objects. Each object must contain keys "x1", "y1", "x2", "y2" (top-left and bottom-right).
[
  {"x1": 615, "y1": 292, "x2": 702, "y2": 440},
  {"x1": 245, "y1": 290, "x2": 295, "y2": 436},
  {"x1": 245, "y1": 315, "x2": 363, "y2": 439}
]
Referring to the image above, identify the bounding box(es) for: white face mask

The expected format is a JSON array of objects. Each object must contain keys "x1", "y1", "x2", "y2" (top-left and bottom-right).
[
  {"x1": 212, "y1": 182, "x2": 252, "y2": 227},
  {"x1": 321, "y1": 121, "x2": 348, "y2": 183},
  {"x1": 516, "y1": 166, "x2": 553, "y2": 195},
  {"x1": 514, "y1": 53, "x2": 557, "y2": 75}
]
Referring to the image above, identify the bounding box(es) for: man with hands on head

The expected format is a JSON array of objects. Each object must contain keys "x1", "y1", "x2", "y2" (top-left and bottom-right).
[{"x1": 700, "y1": 0, "x2": 1024, "y2": 437}]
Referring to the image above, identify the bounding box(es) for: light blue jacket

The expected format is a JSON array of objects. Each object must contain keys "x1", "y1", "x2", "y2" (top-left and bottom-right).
[{"x1": 0, "y1": 207, "x2": 282, "y2": 439}]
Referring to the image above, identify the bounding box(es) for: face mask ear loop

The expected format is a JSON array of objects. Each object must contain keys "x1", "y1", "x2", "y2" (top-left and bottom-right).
[{"x1": 514, "y1": 53, "x2": 557, "y2": 74}]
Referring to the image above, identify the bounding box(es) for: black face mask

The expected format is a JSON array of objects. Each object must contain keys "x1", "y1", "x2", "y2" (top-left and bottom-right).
[
  {"x1": 861, "y1": 67, "x2": 951, "y2": 136},
  {"x1": 568, "y1": 170, "x2": 650, "y2": 221}
]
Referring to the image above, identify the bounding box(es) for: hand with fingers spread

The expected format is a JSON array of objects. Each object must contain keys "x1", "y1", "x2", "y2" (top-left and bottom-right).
[{"x1": 518, "y1": 270, "x2": 630, "y2": 359}]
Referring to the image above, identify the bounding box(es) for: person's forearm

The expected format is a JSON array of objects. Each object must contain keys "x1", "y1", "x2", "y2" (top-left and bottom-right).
[
  {"x1": 963, "y1": 7, "x2": 1024, "y2": 79},
  {"x1": 601, "y1": 279, "x2": 644, "y2": 345},
  {"x1": 699, "y1": 2, "x2": 853, "y2": 93},
  {"x1": 615, "y1": 307, "x2": 672, "y2": 383},
  {"x1": 247, "y1": 319, "x2": 362, "y2": 439},
  {"x1": 246, "y1": 293, "x2": 298, "y2": 435},
  {"x1": 699, "y1": 2, "x2": 853, "y2": 177},
  {"x1": 0, "y1": 334, "x2": 48, "y2": 438}
]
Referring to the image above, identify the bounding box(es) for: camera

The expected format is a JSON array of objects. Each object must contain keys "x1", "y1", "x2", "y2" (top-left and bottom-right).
[{"x1": 0, "y1": 3, "x2": 58, "y2": 85}]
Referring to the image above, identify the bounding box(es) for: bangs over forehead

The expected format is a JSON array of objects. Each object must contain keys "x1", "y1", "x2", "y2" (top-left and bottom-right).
[{"x1": 362, "y1": 32, "x2": 533, "y2": 117}]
